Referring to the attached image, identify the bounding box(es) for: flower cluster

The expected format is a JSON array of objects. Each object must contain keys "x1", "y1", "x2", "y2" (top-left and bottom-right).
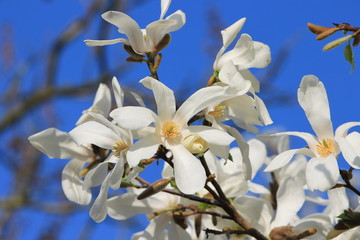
[{"x1": 28, "y1": 0, "x2": 360, "y2": 239}]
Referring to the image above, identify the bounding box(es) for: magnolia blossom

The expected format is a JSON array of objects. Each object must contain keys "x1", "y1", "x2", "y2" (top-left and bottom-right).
[
  {"x1": 84, "y1": 0, "x2": 185, "y2": 55},
  {"x1": 110, "y1": 77, "x2": 234, "y2": 194},
  {"x1": 213, "y1": 17, "x2": 271, "y2": 92},
  {"x1": 264, "y1": 75, "x2": 360, "y2": 191}
]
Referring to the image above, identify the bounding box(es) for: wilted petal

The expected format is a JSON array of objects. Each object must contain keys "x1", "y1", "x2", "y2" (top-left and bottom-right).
[
  {"x1": 127, "y1": 134, "x2": 160, "y2": 167},
  {"x1": 28, "y1": 128, "x2": 92, "y2": 160},
  {"x1": 61, "y1": 159, "x2": 91, "y2": 205},
  {"x1": 298, "y1": 75, "x2": 333, "y2": 140},
  {"x1": 110, "y1": 106, "x2": 158, "y2": 130},
  {"x1": 102, "y1": 11, "x2": 145, "y2": 54},
  {"x1": 271, "y1": 177, "x2": 305, "y2": 228},
  {"x1": 141, "y1": 77, "x2": 176, "y2": 121},
  {"x1": 170, "y1": 144, "x2": 206, "y2": 194},
  {"x1": 84, "y1": 38, "x2": 129, "y2": 47},
  {"x1": 70, "y1": 121, "x2": 120, "y2": 150},
  {"x1": 306, "y1": 155, "x2": 339, "y2": 191}
]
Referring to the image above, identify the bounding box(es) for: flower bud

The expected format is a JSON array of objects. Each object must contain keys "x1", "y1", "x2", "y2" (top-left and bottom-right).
[
  {"x1": 307, "y1": 23, "x2": 332, "y2": 35},
  {"x1": 182, "y1": 135, "x2": 209, "y2": 154},
  {"x1": 323, "y1": 34, "x2": 353, "y2": 51},
  {"x1": 123, "y1": 44, "x2": 144, "y2": 60},
  {"x1": 137, "y1": 178, "x2": 171, "y2": 200}
]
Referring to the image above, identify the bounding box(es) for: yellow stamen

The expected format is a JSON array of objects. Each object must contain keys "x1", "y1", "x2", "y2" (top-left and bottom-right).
[
  {"x1": 161, "y1": 121, "x2": 181, "y2": 139},
  {"x1": 112, "y1": 140, "x2": 129, "y2": 157},
  {"x1": 208, "y1": 105, "x2": 226, "y2": 117},
  {"x1": 316, "y1": 138, "x2": 335, "y2": 158}
]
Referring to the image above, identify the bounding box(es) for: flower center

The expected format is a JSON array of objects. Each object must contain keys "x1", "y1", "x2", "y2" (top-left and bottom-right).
[
  {"x1": 161, "y1": 121, "x2": 181, "y2": 139},
  {"x1": 112, "y1": 140, "x2": 129, "y2": 157},
  {"x1": 208, "y1": 105, "x2": 226, "y2": 117},
  {"x1": 316, "y1": 138, "x2": 335, "y2": 158}
]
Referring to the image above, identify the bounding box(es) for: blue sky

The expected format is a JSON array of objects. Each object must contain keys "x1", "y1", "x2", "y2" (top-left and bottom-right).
[{"x1": 1, "y1": 0, "x2": 360, "y2": 239}]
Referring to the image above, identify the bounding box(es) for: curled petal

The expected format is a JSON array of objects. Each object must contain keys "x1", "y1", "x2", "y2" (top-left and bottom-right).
[
  {"x1": 110, "y1": 106, "x2": 159, "y2": 130},
  {"x1": 112, "y1": 77, "x2": 124, "y2": 108},
  {"x1": 265, "y1": 148, "x2": 311, "y2": 172},
  {"x1": 337, "y1": 132, "x2": 360, "y2": 169}
]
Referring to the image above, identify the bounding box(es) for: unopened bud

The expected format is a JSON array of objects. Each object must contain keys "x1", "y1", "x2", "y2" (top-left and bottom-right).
[
  {"x1": 182, "y1": 135, "x2": 209, "y2": 154},
  {"x1": 269, "y1": 226, "x2": 296, "y2": 240},
  {"x1": 173, "y1": 213, "x2": 188, "y2": 229},
  {"x1": 137, "y1": 178, "x2": 171, "y2": 200},
  {"x1": 153, "y1": 34, "x2": 171, "y2": 53},
  {"x1": 195, "y1": 214, "x2": 202, "y2": 237},
  {"x1": 353, "y1": 33, "x2": 360, "y2": 47},
  {"x1": 307, "y1": 23, "x2": 332, "y2": 35},
  {"x1": 316, "y1": 28, "x2": 340, "y2": 40},
  {"x1": 323, "y1": 34, "x2": 353, "y2": 51},
  {"x1": 211, "y1": 215, "x2": 217, "y2": 226}
]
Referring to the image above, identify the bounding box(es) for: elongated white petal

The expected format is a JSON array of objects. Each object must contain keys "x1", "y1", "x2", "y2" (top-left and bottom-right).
[
  {"x1": 112, "y1": 77, "x2": 124, "y2": 108},
  {"x1": 140, "y1": 77, "x2": 176, "y2": 121},
  {"x1": 102, "y1": 11, "x2": 145, "y2": 54},
  {"x1": 70, "y1": 121, "x2": 120, "y2": 150},
  {"x1": 89, "y1": 173, "x2": 111, "y2": 223},
  {"x1": 160, "y1": 0, "x2": 172, "y2": 19},
  {"x1": 324, "y1": 188, "x2": 349, "y2": 222},
  {"x1": 188, "y1": 125, "x2": 234, "y2": 159},
  {"x1": 254, "y1": 94, "x2": 273, "y2": 125},
  {"x1": 337, "y1": 132, "x2": 360, "y2": 169},
  {"x1": 298, "y1": 75, "x2": 333, "y2": 140},
  {"x1": 174, "y1": 86, "x2": 227, "y2": 127},
  {"x1": 164, "y1": 10, "x2": 186, "y2": 33},
  {"x1": 109, "y1": 155, "x2": 125, "y2": 190},
  {"x1": 213, "y1": 18, "x2": 246, "y2": 70},
  {"x1": 107, "y1": 193, "x2": 153, "y2": 220},
  {"x1": 265, "y1": 148, "x2": 311, "y2": 172},
  {"x1": 306, "y1": 155, "x2": 339, "y2": 191},
  {"x1": 83, "y1": 162, "x2": 109, "y2": 188},
  {"x1": 145, "y1": 19, "x2": 177, "y2": 51},
  {"x1": 127, "y1": 134, "x2": 160, "y2": 167},
  {"x1": 248, "y1": 182, "x2": 270, "y2": 195},
  {"x1": 271, "y1": 177, "x2": 305, "y2": 228},
  {"x1": 110, "y1": 106, "x2": 158, "y2": 130},
  {"x1": 28, "y1": 128, "x2": 92, "y2": 160},
  {"x1": 248, "y1": 139, "x2": 267, "y2": 179},
  {"x1": 132, "y1": 214, "x2": 170, "y2": 240},
  {"x1": 84, "y1": 38, "x2": 129, "y2": 46},
  {"x1": 61, "y1": 159, "x2": 91, "y2": 205},
  {"x1": 335, "y1": 121, "x2": 360, "y2": 139},
  {"x1": 222, "y1": 125, "x2": 252, "y2": 180},
  {"x1": 170, "y1": 144, "x2": 206, "y2": 194},
  {"x1": 167, "y1": 220, "x2": 192, "y2": 240},
  {"x1": 240, "y1": 69, "x2": 260, "y2": 92}
]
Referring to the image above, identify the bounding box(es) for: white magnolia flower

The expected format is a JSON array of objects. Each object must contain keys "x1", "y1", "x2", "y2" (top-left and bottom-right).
[
  {"x1": 28, "y1": 128, "x2": 93, "y2": 205},
  {"x1": 206, "y1": 62, "x2": 272, "y2": 133},
  {"x1": 264, "y1": 75, "x2": 360, "y2": 191},
  {"x1": 110, "y1": 77, "x2": 234, "y2": 194},
  {"x1": 213, "y1": 18, "x2": 271, "y2": 92},
  {"x1": 84, "y1": 0, "x2": 185, "y2": 55}
]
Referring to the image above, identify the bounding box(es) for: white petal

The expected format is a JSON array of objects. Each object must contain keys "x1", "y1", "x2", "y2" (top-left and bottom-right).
[
  {"x1": 174, "y1": 86, "x2": 227, "y2": 127},
  {"x1": 140, "y1": 77, "x2": 176, "y2": 121},
  {"x1": 213, "y1": 18, "x2": 246, "y2": 70},
  {"x1": 83, "y1": 162, "x2": 109, "y2": 188},
  {"x1": 298, "y1": 75, "x2": 333, "y2": 140},
  {"x1": 109, "y1": 155, "x2": 125, "y2": 190},
  {"x1": 145, "y1": 19, "x2": 177, "y2": 51},
  {"x1": 248, "y1": 182, "x2": 270, "y2": 195},
  {"x1": 101, "y1": 11, "x2": 146, "y2": 54},
  {"x1": 160, "y1": 0, "x2": 171, "y2": 19},
  {"x1": 89, "y1": 173, "x2": 111, "y2": 222},
  {"x1": 324, "y1": 188, "x2": 349, "y2": 222},
  {"x1": 107, "y1": 193, "x2": 154, "y2": 220},
  {"x1": 110, "y1": 106, "x2": 158, "y2": 130},
  {"x1": 265, "y1": 148, "x2": 310, "y2": 172},
  {"x1": 167, "y1": 220, "x2": 192, "y2": 240},
  {"x1": 271, "y1": 177, "x2": 305, "y2": 228},
  {"x1": 84, "y1": 38, "x2": 129, "y2": 47},
  {"x1": 28, "y1": 128, "x2": 92, "y2": 160},
  {"x1": 306, "y1": 156, "x2": 339, "y2": 191},
  {"x1": 132, "y1": 214, "x2": 170, "y2": 240},
  {"x1": 188, "y1": 125, "x2": 234, "y2": 159},
  {"x1": 127, "y1": 134, "x2": 160, "y2": 167},
  {"x1": 164, "y1": 10, "x2": 186, "y2": 33},
  {"x1": 335, "y1": 121, "x2": 360, "y2": 139},
  {"x1": 254, "y1": 94, "x2": 273, "y2": 125},
  {"x1": 240, "y1": 69, "x2": 260, "y2": 92},
  {"x1": 112, "y1": 76, "x2": 124, "y2": 107},
  {"x1": 248, "y1": 139, "x2": 267, "y2": 179},
  {"x1": 337, "y1": 132, "x2": 360, "y2": 169},
  {"x1": 222, "y1": 125, "x2": 252, "y2": 180},
  {"x1": 70, "y1": 121, "x2": 120, "y2": 150},
  {"x1": 170, "y1": 144, "x2": 206, "y2": 194},
  {"x1": 61, "y1": 159, "x2": 91, "y2": 205}
]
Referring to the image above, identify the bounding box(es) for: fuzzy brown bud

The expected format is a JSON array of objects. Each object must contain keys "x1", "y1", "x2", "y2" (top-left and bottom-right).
[
  {"x1": 153, "y1": 34, "x2": 171, "y2": 53},
  {"x1": 137, "y1": 178, "x2": 171, "y2": 200}
]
